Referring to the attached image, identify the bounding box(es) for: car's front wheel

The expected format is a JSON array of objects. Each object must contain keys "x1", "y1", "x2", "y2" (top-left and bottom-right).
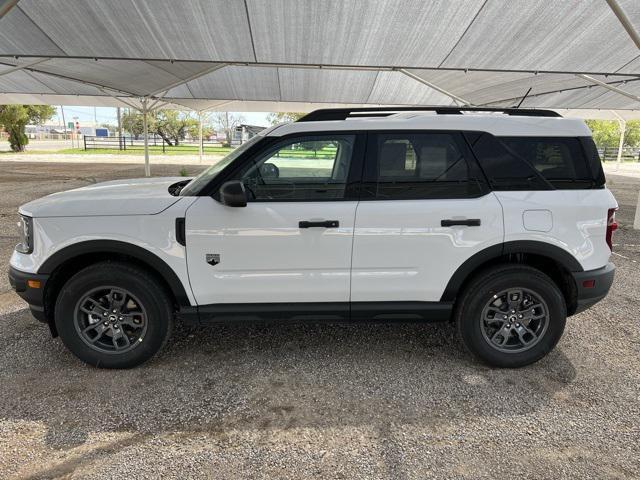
[
  {"x1": 455, "y1": 264, "x2": 567, "y2": 368},
  {"x1": 54, "y1": 262, "x2": 173, "y2": 368}
]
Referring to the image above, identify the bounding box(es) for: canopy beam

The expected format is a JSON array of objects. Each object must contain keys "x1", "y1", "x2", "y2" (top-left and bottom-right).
[
  {"x1": 577, "y1": 74, "x2": 640, "y2": 103},
  {"x1": 0, "y1": 58, "x2": 49, "y2": 77},
  {"x1": 146, "y1": 63, "x2": 228, "y2": 98},
  {"x1": 398, "y1": 68, "x2": 471, "y2": 106},
  {"x1": 606, "y1": 0, "x2": 640, "y2": 50},
  {"x1": 0, "y1": 0, "x2": 19, "y2": 19}
]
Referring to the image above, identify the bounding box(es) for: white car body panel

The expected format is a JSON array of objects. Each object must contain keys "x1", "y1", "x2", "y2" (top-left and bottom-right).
[
  {"x1": 271, "y1": 115, "x2": 592, "y2": 138},
  {"x1": 494, "y1": 189, "x2": 618, "y2": 271},
  {"x1": 351, "y1": 193, "x2": 504, "y2": 302},
  {"x1": 11, "y1": 195, "x2": 198, "y2": 305},
  {"x1": 184, "y1": 197, "x2": 356, "y2": 305},
  {"x1": 19, "y1": 177, "x2": 186, "y2": 217}
]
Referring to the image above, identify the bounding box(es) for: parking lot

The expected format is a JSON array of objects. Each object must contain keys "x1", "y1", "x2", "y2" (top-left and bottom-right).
[{"x1": 0, "y1": 161, "x2": 638, "y2": 479}]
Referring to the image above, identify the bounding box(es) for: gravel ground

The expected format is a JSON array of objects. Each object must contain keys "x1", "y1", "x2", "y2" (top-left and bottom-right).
[{"x1": 0, "y1": 162, "x2": 639, "y2": 479}]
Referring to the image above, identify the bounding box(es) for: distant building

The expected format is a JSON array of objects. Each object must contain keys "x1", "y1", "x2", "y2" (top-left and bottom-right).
[{"x1": 232, "y1": 124, "x2": 266, "y2": 145}]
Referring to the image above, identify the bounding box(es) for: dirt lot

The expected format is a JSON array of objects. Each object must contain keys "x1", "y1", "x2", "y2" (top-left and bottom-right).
[{"x1": 0, "y1": 161, "x2": 639, "y2": 479}]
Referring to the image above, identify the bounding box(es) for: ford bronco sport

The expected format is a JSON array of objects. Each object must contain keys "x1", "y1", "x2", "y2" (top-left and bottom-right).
[{"x1": 9, "y1": 107, "x2": 617, "y2": 368}]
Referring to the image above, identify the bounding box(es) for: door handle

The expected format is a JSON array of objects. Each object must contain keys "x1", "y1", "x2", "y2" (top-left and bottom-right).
[
  {"x1": 299, "y1": 220, "x2": 340, "y2": 229},
  {"x1": 441, "y1": 219, "x2": 481, "y2": 227}
]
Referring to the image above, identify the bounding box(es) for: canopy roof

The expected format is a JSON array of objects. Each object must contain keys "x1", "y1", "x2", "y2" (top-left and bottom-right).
[{"x1": 1, "y1": 0, "x2": 640, "y2": 115}]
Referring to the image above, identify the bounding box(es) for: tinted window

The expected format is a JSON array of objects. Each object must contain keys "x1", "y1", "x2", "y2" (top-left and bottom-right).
[
  {"x1": 466, "y1": 133, "x2": 551, "y2": 191},
  {"x1": 499, "y1": 137, "x2": 594, "y2": 189},
  {"x1": 238, "y1": 135, "x2": 356, "y2": 201},
  {"x1": 366, "y1": 132, "x2": 483, "y2": 199}
]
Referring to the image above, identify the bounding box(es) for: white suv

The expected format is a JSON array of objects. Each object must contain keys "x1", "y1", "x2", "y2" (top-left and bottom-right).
[{"x1": 9, "y1": 107, "x2": 617, "y2": 369}]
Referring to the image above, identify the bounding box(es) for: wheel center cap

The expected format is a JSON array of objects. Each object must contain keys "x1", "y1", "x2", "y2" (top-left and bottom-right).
[
  {"x1": 509, "y1": 315, "x2": 517, "y2": 322},
  {"x1": 108, "y1": 314, "x2": 117, "y2": 322}
]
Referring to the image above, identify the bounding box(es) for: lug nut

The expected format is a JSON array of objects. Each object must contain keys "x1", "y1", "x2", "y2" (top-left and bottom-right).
[
  {"x1": 516, "y1": 323, "x2": 521, "y2": 327},
  {"x1": 103, "y1": 312, "x2": 107, "y2": 316}
]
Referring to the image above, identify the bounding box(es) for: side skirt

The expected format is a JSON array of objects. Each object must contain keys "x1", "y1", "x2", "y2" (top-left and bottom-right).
[{"x1": 177, "y1": 301, "x2": 453, "y2": 326}]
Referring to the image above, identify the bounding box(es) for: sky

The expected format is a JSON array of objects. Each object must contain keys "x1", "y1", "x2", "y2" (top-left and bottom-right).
[{"x1": 51, "y1": 106, "x2": 271, "y2": 127}]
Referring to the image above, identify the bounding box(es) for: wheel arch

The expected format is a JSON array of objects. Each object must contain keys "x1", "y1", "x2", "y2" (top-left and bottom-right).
[
  {"x1": 441, "y1": 241, "x2": 582, "y2": 316},
  {"x1": 39, "y1": 240, "x2": 191, "y2": 333}
]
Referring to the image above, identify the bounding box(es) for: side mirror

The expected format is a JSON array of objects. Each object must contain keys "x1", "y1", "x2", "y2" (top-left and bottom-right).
[{"x1": 219, "y1": 180, "x2": 247, "y2": 207}]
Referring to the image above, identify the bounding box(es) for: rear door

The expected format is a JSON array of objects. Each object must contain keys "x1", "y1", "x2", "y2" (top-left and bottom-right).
[{"x1": 351, "y1": 131, "x2": 504, "y2": 303}]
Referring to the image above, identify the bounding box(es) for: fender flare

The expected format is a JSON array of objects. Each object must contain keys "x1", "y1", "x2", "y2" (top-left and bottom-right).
[
  {"x1": 440, "y1": 240, "x2": 583, "y2": 302},
  {"x1": 38, "y1": 240, "x2": 191, "y2": 306}
]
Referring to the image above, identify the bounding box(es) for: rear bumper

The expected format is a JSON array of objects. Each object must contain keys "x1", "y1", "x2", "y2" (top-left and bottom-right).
[
  {"x1": 8, "y1": 266, "x2": 50, "y2": 322},
  {"x1": 571, "y1": 262, "x2": 615, "y2": 314}
]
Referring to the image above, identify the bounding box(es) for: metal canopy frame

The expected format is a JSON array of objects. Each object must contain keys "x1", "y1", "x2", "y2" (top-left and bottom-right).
[{"x1": 1, "y1": 0, "x2": 640, "y2": 177}]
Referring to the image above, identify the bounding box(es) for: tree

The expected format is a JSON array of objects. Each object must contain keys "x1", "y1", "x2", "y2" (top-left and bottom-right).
[
  {"x1": 153, "y1": 110, "x2": 197, "y2": 146},
  {"x1": 121, "y1": 109, "x2": 148, "y2": 139},
  {"x1": 212, "y1": 112, "x2": 245, "y2": 146},
  {"x1": 585, "y1": 119, "x2": 640, "y2": 148},
  {"x1": 267, "y1": 112, "x2": 306, "y2": 125},
  {"x1": 0, "y1": 105, "x2": 55, "y2": 152}
]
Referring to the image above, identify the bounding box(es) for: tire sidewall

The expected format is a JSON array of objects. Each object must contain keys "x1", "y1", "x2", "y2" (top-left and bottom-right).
[
  {"x1": 55, "y1": 264, "x2": 172, "y2": 368},
  {"x1": 457, "y1": 268, "x2": 566, "y2": 368}
]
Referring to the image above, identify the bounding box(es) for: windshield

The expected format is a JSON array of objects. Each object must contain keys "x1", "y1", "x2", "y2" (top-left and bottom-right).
[{"x1": 180, "y1": 135, "x2": 263, "y2": 196}]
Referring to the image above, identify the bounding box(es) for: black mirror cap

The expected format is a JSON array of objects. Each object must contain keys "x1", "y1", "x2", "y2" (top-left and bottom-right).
[{"x1": 219, "y1": 180, "x2": 247, "y2": 207}]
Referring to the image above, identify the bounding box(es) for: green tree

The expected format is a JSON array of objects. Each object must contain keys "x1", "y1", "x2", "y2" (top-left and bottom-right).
[
  {"x1": 267, "y1": 112, "x2": 306, "y2": 125},
  {"x1": 0, "y1": 104, "x2": 55, "y2": 152},
  {"x1": 121, "y1": 109, "x2": 148, "y2": 139},
  {"x1": 154, "y1": 110, "x2": 197, "y2": 146},
  {"x1": 585, "y1": 119, "x2": 640, "y2": 148}
]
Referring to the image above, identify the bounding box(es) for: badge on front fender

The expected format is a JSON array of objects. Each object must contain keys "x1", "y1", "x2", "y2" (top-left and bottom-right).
[{"x1": 206, "y1": 253, "x2": 220, "y2": 266}]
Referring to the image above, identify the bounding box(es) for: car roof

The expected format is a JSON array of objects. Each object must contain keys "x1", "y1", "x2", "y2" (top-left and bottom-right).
[{"x1": 267, "y1": 112, "x2": 591, "y2": 138}]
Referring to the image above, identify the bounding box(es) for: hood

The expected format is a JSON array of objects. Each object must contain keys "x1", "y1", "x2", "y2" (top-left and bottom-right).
[{"x1": 20, "y1": 177, "x2": 191, "y2": 218}]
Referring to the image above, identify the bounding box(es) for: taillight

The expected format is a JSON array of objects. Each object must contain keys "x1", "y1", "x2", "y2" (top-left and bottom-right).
[{"x1": 606, "y1": 208, "x2": 618, "y2": 251}]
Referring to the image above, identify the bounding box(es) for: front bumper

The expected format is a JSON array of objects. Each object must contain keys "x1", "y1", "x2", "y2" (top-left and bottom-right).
[
  {"x1": 571, "y1": 262, "x2": 615, "y2": 314},
  {"x1": 8, "y1": 266, "x2": 50, "y2": 322}
]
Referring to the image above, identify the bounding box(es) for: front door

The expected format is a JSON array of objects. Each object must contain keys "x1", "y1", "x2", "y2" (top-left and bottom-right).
[{"x1": 185, "y1": 133, "x2": 363, "y2": 306}]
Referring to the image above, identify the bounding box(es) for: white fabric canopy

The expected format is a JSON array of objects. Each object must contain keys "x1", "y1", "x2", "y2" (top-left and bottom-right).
[{"x1": 0, "y1": 0, "x2": 639, "y2": 114}]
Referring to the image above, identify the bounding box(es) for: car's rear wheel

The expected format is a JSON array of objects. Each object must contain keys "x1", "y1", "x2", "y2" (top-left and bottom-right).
[
  {"x1": 54, "y1": 262, "x2": 173, "y2": 368},
  {"x1": 455, "y1": 264, "x2": 566, "y2": 368}
]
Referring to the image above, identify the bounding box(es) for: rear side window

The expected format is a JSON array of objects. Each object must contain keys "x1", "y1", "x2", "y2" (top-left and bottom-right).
[
  {"x1": 363, "y1": 132, "x2": 485, "y2": 199},
  {"x1": 499, "y1": 137, "x2": 594, "y2": 189},
  {"x1": 465, "y1": 132, "x2": 550, "y2": 191}
]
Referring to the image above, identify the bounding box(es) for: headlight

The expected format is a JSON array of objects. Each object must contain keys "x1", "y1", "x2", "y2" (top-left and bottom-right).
[{"x1": 15, "y1": 215, "x2": 33, "y2": 254}]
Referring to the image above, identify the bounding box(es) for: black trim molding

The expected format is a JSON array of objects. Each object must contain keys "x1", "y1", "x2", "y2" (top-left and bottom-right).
[
  {"x1": 441, "y1": 240, "x2": 584, "y2": 302},
  {"x1": 178, "y1": 301, "x2": 453, "y2": 325},
  {"x1": 38, "y1": 240, "x2": 191, "y2": 306}
]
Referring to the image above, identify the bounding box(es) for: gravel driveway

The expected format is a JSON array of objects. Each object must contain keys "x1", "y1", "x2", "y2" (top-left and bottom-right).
[{"x1": 0, "y1": 162, "x2": 638, "y2": 479}]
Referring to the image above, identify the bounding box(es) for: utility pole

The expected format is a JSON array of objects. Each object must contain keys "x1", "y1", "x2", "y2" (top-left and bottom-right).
[
  {"x1": 199, "y1": 111, "x2": 205, "y2": 163},
  {"x1": 142, "y1": 99, "x2": 150, "y2": 177},
  {"x1": 60, "y1": 105, "x2": 67, "y2": 143},
  {"x1": 116, "y1": 107, "x2": 122, "y2": 139}
]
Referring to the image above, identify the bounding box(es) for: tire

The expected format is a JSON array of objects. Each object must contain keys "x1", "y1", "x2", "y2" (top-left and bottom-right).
[
  {"x1": 454, "y1": 264, "x2": 566, "y2": 368},
  {"x1": 54, "y1": 261, "x2": 173, "y2": 368}
]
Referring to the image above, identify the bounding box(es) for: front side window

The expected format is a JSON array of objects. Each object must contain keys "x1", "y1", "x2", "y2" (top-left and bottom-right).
[
  {"x1": 237, "y1": 135, "x2": 356, "y2": 201},
  {"x1": 365, "y1": 132, "x2": 482, "y2": 199}
]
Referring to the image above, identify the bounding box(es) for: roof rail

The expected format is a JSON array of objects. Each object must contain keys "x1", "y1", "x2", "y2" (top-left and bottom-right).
[{"x1": 297, "y1": 107, "x2": 562, "y2": 122}]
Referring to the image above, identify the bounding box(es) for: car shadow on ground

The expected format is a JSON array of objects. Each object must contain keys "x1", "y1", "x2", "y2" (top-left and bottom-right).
[{"x1": 0, "y1": 308, "x2": 576, "y2": 457}]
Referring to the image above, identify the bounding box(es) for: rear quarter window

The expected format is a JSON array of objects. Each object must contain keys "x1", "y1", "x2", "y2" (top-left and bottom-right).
[{"x1": 499, "y1": 137, "x2": 594, "y2": 189}]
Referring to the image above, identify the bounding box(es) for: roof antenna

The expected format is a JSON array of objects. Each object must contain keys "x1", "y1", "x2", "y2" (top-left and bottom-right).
[{"x1": 515, "y1": 87, "x2": 532, "y2": 108}]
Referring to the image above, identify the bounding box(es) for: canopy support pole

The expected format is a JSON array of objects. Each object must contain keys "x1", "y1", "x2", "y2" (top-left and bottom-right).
[
  {"x1": 198, "y1": 111, "x2": 204, "y2": 164},
  {"x1": 142, "y1": 98, "x2": 150, "y2": 177},
  {"x1": 577, "y1": 74, "x2": 640, "y2": 103},
  {"x1": 612, "y1": 111, "x2": 626, "y2": 172},
  {"x1": 606, "y1": 0, "x2": 640, "y2": 49},
  {"x1": 398, "y1": 69, "x2": 471, "y2": 106}
]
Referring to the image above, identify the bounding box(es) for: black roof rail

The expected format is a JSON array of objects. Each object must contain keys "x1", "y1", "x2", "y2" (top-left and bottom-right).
[{"x1": 297, "y1": 107, "x2": 562, "y2": 122}]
